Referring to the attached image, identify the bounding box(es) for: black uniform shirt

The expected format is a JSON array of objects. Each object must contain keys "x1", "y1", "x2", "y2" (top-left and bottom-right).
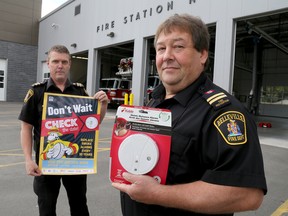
[
  {"x1": 18, "y1": 78, "x2": 88, "y2": 162},
  {"x1": 121, "y1": 73, "x2": 267, "y2": 216}
]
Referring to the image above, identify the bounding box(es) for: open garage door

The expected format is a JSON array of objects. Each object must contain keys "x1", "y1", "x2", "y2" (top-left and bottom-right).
[{"x1": 234, "y1": 12, "x2": 288, "y2": 117}]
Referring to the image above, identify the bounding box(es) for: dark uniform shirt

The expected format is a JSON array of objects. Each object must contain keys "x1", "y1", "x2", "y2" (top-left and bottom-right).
[
  {"x1": 121, "y1": 73, "x2": 267, "y2": 216},
  {"x1": 18, "y1": 78, "x2": 88, "y2": 163}
]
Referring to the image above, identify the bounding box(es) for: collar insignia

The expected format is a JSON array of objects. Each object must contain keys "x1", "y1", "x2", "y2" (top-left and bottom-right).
[{"x1": 202, "y1": 89, "x2": 231, "y2": 110}]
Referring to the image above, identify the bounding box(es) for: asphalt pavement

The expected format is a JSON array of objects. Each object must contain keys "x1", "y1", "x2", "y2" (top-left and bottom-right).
[{"x1": 0, "y1": 102, "x2": 287, "y2": 216}]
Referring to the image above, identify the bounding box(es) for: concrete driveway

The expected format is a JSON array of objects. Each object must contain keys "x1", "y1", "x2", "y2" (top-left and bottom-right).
[{"x1": 0, "y1": 102, "x2": 287, "y2": 216}]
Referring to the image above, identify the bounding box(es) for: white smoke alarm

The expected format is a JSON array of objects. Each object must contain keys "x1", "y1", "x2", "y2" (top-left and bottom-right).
[{"x1": 118, "y1": 134, "x2": 159, "y2": 175}]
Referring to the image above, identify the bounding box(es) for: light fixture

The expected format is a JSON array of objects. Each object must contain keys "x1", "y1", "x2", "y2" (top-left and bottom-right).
[
  {"x1": 51, "y1": 23, "x2": 59, "y2": 29},
  {"x1": 107, "y1": 32, "x2": 115, "y2": 37},
  {"x1": 70, "y1": 43, "x2": 77, "y2": 48}
]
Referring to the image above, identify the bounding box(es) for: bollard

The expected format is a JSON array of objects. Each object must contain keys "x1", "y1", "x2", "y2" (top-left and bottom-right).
[
  {"x1": 129, "y1": 94, "x2": 134, "y2": 105},
  {"x1": 124, "y1": 93, "x2": 129, "y2": 105}
]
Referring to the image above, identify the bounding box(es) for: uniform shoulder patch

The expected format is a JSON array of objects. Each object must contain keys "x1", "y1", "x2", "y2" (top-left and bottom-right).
[
  {"x1": 73, "y1": 83, "x2": 84, "y2": 87},
  {"x1": 214, "y1": 111, "x2": 247, "y2": 145},
  {"x1": 24, "y1": 89, "x2": 34, "y2": 103},
  {"x1": 202, "y1": 89, "x2": 231, "y2": 110}
]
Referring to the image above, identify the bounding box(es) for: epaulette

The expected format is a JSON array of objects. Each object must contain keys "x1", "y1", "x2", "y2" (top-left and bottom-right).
[
  {"x1": 202, "y1": 89, "x2": 231, "y2": 110},
  {"x1": 31, "y1": 80, "x2": 46, "y2": 87},
  {"x1": 24, "y1": 81, "x2": 46, "y2": 103},
  {"x1": 73, "y1": 83, "x2": 84, "y2": 88}
]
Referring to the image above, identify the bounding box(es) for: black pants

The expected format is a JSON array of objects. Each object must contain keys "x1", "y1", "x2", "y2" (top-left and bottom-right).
[
  {"x1": 33, "y1": 175, "x2": 89, "y2": 216},
  {"x1": 120, "y1": 192, "x2": 233, "y2": 216}
]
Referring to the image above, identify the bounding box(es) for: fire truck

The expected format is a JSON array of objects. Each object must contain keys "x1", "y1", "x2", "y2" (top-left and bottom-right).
[
  {"x1": 100, "y1": 77, "x2": 132, "y2": 107},
  {"x1": 147, "y1": 75, "x2": 161, "y2": 100},
  {"x1": 100, "y1": 57, "x2": 160, "y2": 106}
]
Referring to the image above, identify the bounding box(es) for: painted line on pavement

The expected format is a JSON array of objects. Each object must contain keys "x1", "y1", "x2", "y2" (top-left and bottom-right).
[
  {"x1": 0, "y1": 153, "x2": 24, "y2": 156},
  {"x1": 0, "y1": 162, "x2": 25, "y2": 168},
  {"x1": 0, "y1": 148, "x2": 23, "y2": 153},
  {"x1": 271, "y1": 200, "x2": 288, "y2": 216},
  {"x1": 98, "y1": 147, "x2": 111, "y2": 152}
]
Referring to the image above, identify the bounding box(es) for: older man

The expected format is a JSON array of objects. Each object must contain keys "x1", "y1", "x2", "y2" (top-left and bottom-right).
[{"x1": 112, "y1": 14, "x2": 267, "y2": 216}]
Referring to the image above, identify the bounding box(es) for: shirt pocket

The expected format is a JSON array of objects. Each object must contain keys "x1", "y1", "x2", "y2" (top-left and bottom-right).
[
  {"x1": 171, "y1": 131, "x2": 194, "y2": 156},
  {"x1": 167, "y1": 131, "x2": 200, "y2": 183}
]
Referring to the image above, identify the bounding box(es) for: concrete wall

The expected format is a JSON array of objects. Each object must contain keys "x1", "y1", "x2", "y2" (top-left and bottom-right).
[{"x1": 0, "y1": 0, "x2": 41, "y2": 45}]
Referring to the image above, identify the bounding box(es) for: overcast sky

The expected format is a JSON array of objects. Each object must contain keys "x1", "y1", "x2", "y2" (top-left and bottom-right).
[{"x1": 41, "y1": 0, "x2": 68, "y2": 17}]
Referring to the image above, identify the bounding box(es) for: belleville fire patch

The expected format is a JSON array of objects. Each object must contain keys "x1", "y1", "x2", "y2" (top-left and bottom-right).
[{"x1": 213, "y1": 111, "x2": 247, "y2": 145}]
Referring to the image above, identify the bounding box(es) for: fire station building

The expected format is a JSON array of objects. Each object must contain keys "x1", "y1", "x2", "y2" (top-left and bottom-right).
[{"x1": 36, "y1": 0, "x2": 288, "y2": 117}]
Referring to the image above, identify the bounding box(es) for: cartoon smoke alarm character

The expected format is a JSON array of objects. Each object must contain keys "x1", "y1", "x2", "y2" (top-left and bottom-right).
[{"x1": 41, "y1": 127, "x2": 79, "y2": 160}]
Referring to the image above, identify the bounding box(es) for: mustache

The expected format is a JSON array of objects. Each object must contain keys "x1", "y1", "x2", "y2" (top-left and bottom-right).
[{"x1": 162, "y1": 65, "x2": 179, "y2": 70}]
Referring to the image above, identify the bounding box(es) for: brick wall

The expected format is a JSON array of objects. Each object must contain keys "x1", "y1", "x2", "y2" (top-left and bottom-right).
[{"x1": 0, "y1": 40, "x2": 38, "y2": 102}]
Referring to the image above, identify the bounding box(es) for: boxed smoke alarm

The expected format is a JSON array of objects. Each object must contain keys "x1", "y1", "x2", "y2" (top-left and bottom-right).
[{"x1": 110, "y1": 105, "x2": 171, "y2": 184}]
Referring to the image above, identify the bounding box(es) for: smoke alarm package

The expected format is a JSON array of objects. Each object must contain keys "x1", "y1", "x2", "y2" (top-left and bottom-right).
[{"x1": 110, "y1": 105, "x2": 172, "y2": 184}]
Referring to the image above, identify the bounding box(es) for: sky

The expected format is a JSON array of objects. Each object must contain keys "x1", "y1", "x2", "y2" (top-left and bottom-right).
[{"x1": 41, "y1": 0, "x2": 69, "y2": 17}]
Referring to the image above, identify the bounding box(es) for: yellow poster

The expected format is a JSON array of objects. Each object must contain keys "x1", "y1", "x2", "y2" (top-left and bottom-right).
[{"x1": 39, "y1": 93, "x2": 101, "y2": 175}]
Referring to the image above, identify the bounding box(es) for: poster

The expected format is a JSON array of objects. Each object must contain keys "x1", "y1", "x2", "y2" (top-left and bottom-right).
[
  {"x1": 39, "y1": 93, "x2": 100, "y2": 175},
  {"x1": 110, "y1": 105, "x2": 171, "y2": 184}
]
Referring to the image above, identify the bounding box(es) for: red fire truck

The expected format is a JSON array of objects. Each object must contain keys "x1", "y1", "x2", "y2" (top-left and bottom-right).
[
  {"x1": 100, "y1": 57, "x2": 160, "y2": 107},
  {"x1": 100, "y1": 78, "x2": 132, "y2": 107},
  {"x1": 147, "y1": 75, "x2": 161, "y2": 99}
]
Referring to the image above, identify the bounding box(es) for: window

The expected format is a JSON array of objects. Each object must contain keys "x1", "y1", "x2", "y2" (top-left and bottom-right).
[
  {"x1": 44, "y1": 72, "x2": 50, "y2": 80},
  {"x1": 75, "y1": 4, "x2": 81, "y2": 16},
  {"x1": 260, "y1": 86, "x2": 288, "y2": 105},
  {"x1": 0, "y1": 70, "x2": 4, "y2": 88},
  {"x1": 120, "y1": 81, "x2": 131, "y2": 89},
  {"x1": 100, "y1": 79, "x2": 118, "y2": 89},
  {"x1": 42, "y1": 62, "x2": 50, "y2": 81}
]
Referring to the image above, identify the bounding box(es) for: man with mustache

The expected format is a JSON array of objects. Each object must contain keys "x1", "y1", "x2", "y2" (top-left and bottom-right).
[{"x1": 112, "y1": 14, "x2": 267, "y2": 216}]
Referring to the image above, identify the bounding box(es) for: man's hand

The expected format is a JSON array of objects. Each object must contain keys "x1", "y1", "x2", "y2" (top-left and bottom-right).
[
  {"x1": 93, "y1": 90, "x2": 108, "y2": 105},
  {"x1": 112, "y1": 172, "x2": 161, "y2": 205},
  {"x1": 93, "y1": 90, "x2": 108, "y2": 123},
  {"x1": 25, "y1": 159, "x2": 42, "y2": 176}
]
